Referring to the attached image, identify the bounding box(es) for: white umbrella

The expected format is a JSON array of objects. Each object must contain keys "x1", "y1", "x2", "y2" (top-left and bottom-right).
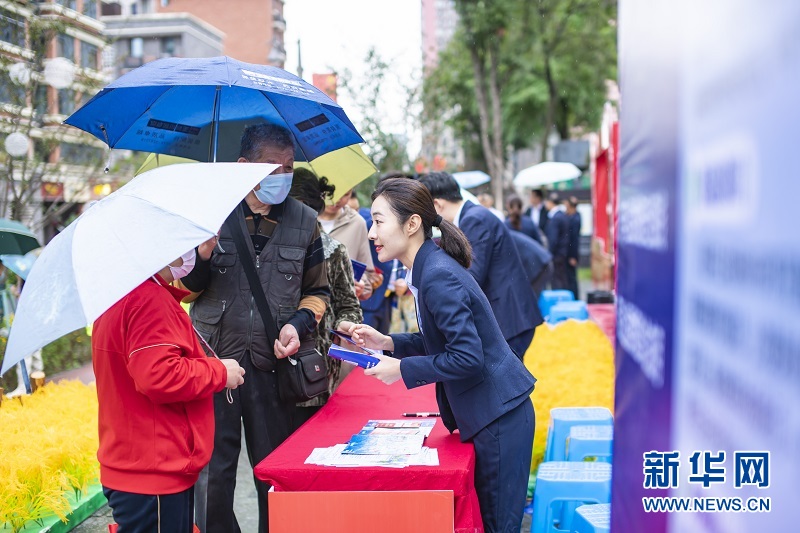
[
  {"x1": 513, "y1": 162, "x2": 582, "y2": 188},
  {"x1": 0, "y1": 162, "x2": 278, "y2": 374},
  {"x1": 453, "y1": 170, "x2": 491, "y2": 189}
]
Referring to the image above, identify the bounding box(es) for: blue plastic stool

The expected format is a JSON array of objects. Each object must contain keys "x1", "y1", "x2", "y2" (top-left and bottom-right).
[
  {"x1": 567, "y1": 425, "x2": 613, "y2": 463},
  {"x1": 547, "y1": 301, "x2": 589, "y2": 324},
  {"x1": 545, "y1": 408, "x2": 613, "y2": 462},
  {"x1": 571, "y1": 503, "x2": 611, "y2": 533},
  {"x1": 531, "y1": 462, "x2": 612, "y2": 533},
  {"x1": 539, "y1": 289, "x2": 575, "y2": 318}
]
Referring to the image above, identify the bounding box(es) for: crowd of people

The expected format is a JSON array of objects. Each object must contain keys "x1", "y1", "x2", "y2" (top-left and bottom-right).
[{"x1": 90, "y1": 122, "x2": 585, "y2": 533}]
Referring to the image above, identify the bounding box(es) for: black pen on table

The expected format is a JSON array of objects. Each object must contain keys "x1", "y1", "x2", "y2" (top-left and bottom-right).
[{"x1": 402, "y1": 412, "x2": 440, "y2": 417}]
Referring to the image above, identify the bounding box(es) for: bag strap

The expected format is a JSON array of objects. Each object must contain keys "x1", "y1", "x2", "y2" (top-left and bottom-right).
[{"x1": 228, "y1": 206, "x2": 281, "y2": 344}]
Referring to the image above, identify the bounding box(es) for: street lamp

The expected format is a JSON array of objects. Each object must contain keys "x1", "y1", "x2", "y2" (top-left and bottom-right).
[{"x1": 4, "y1": 132, "x2": 30, "y2": 158}]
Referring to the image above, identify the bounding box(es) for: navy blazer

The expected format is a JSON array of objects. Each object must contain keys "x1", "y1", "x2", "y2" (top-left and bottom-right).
[
  {"x1": 459, "y1": 201, "x2": 541, "y2": 341},
  {"x1": 509, "y1": 230, "x2": 553, "y2": 287},
  {"x1": 544, "y1": 210, "x2": 570, "y2": 259},
  {"x1": 393, "y1": 240, "x2": 536, "y2": 441},
  {"x1": 567, "y1": 212, "x2": 582, "y2": 261},
  {"x1": 505, "y1": 216, "x2": 542, "y2": 244}
]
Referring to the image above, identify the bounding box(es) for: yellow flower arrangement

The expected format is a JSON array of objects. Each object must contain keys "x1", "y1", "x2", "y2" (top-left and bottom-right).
[
  {"x1": 524, "y1": 319, "x2": 615, "y2": 471},
  {"x1": 0, "y1": 381, "x2": 99, "y2": 532}
]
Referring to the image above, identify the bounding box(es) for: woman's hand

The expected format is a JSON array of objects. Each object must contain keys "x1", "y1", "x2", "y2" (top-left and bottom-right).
[
  {"x1": 337, "y1": 321, "x2": 393, "y2": 352},
  {"x1": 364, "y1": 354, "x2": 402, "y2": 385}
]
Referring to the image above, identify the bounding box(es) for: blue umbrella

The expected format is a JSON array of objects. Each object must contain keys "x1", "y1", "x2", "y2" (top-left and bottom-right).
[
  {"x1": 0, "y1": 249, "x2": 40, "y2": 281},
  {"x1": 64, "y1": 56, "x2": 365, "y2": 163}
]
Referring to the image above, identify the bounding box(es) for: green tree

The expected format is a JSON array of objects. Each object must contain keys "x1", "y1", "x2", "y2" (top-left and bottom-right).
[
  {"x1": 337, "y1": 47, "x2": 416, "y2": 203},
  {"x1": 424, "y1": 0, "x2": 617, "y2": 203}
]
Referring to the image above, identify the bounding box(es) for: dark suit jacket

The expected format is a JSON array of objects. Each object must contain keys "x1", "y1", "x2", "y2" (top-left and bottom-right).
[
  {"x1": 393, "y1": 239, "x2": 536, "y2": 440},
  {"x1": 509, "y1": 230, "x2": 553, "y2": 287},
  {"x1": 505, "y1": 216, "x2": 542, "y2": 244},
  {"x1": 567, "y1": 212, "x2": 582, "y2": 261},
  {"x1": 544, "y1": 209, "x2": 570, "y2": 259},
  {"x1": 459, "y1": 201, "x2": 541, "y2": 341},
  {"x1": 524, "y1": 204, "x2": 548, "y2": 232}
]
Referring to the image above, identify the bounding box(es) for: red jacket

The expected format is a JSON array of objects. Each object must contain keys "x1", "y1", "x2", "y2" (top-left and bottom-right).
[{"x1": 92, "y1": 275, "x2": 227, "y2": 494}]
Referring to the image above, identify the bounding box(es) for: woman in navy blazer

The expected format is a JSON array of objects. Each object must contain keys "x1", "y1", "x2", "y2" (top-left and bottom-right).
[{"x1": 342, "y1": 178, "x2": 536, "y2": 532}]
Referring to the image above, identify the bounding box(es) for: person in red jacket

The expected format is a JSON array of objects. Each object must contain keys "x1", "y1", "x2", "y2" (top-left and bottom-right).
[{"x1": 92, "y1": 237, "x2": 245, "y2": 533}]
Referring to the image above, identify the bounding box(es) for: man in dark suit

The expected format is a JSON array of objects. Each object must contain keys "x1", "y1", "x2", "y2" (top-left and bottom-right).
[
  {"x1": 565, "y1": 196, "x2": 582, "y2": 300},
  {"x1": 544, "y1": 192, "x2": 570, "y2": 291},
  {"x1": 419, "y1": 172, "x2": 543, "y2": 359},
  {"x1": 524, "y1": 188, "x2": 548, "y2": 235}
]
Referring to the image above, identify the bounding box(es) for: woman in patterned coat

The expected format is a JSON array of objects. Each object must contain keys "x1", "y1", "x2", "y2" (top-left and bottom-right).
[{"x1": 290, "y1": 168, "x2": 363, "y2": 428}]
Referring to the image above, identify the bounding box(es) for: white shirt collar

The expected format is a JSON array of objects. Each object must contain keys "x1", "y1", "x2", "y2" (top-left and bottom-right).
[{"x1": 453, "y1": 200, "x2": 467, "y2": 228}]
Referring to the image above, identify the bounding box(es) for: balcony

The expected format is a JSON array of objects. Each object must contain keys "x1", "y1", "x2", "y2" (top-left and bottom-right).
[{"x1": 272, "y1": 10, "x2": 286, "y2": 32}]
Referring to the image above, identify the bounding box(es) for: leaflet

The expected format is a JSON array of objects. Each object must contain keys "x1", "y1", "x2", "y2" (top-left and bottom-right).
[
  {"x1": 342, "y1": 432, "x2": 425, "y2": 455},
  {"x1": 305, "y1": 444, "x2": 440, "y2": 468}
]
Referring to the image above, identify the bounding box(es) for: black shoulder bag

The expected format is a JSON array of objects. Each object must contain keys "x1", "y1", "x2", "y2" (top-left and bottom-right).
[{"x1": 229, "y1": 212, "x2": 327, "y2": 403}]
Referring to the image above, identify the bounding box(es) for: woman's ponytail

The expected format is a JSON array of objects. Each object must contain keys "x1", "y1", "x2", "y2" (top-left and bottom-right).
[{"x1": 436, "y1": 218, "x2": 471, "y2": 269}]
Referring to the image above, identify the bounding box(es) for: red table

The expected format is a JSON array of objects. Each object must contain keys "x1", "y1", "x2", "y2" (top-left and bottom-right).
[{"x1": 254, "y1": 368, "x2": 484, "y2": 532}]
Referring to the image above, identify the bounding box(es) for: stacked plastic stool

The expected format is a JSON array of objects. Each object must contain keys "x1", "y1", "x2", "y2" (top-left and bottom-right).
[
  {"x1": 546, "y1": 408, "x2": 613, "y2": 462},
  {"x1": 539, "y1": 289, "x2": 575, "y2": 319},
  {"x1": 530, "y1": 462, "x2": 612, "y2": 533},
  {"x1": 571, "y1": 503, "x2": 610, "y2": 533},
  {"x1": 567, "y1": 425, "x2": 613, "y2": 463},
  {"x1": 547, "y1": 301, "x2": 589, "y2": 324}
]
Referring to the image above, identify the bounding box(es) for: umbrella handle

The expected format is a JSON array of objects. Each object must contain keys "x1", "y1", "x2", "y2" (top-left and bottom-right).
[{"x1": 193, "y1": 324, "x2": 233, "y2": 404}]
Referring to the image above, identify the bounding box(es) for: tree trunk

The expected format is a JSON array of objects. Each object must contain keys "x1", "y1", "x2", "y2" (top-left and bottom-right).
[
  {"x1": 540, "y1": 55, "x2": 559, "y2": 161},
  {"x1": 467, "y1": 46, "x2": 502, "y2": 184},
  {"x1": 488, "y1": 41, "x2": 506, "y2": 208}
]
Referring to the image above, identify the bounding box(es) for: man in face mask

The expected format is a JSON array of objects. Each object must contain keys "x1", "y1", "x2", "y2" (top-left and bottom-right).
[{"x1": 180, "y1": 123, "x2": 329, "y2": 533}]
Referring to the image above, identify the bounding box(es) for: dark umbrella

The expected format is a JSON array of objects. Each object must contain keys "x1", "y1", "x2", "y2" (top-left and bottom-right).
[{"x1": 0, "y1": 219, "x2": 40, "y2": 256}]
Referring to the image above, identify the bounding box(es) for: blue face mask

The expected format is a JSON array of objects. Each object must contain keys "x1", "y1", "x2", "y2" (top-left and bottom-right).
[{"x1": 253, "y1": 172, "x2": 293, "y2": 205}]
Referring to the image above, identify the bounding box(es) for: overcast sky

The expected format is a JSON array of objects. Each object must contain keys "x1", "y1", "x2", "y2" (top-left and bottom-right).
[{"x1": 283, "y1": 0, "x2": 423, "y2": 155}]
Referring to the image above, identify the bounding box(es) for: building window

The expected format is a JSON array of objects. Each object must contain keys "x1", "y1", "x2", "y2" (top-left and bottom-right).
[
  {"x1": 58, "y1": 88, "x2": 75, "y2": 115},
  {"x1": 140, "y1": 0, "x2": 151, "y2": 14},
  {"x1": 0, "y1": 70, "x2": 25, "y2": 105},
  {"x1": 161, "y1": 0, "x2": 169, "y2": 6},
  {"x1": 0, "y1": 8, "x2": 26, "y2": 48},
  {"x1": 161, "y1": 36, "x2": 176, "y2": 56},
  {"x1": 57, "y1": 0, "x2": 78, "y2": 11},
  {"x1": 34, "y1": 85, "x2": 48, "y2": 116},
  {"x1": 60, "y1": 142, "x2": 102, "y2": 165},
  {"x1": 81, "y1": 41, "x2": 98, "y2": 70},
  {"x1": 130, "y1": 37, "x2": 143, "y2": 58},
  {"x1": 82, "y1": 0, "x2": 97, "y2": 19},
  {"x1": 58, "y1": 33, "x2": 75, "y2": 61}
]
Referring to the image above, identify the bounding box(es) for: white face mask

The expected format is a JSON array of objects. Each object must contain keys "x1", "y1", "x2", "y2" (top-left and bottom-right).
[
  {"x1": 169, "y1": 249, "x2": 196, "y2": 280},
  {"x1": 253, "y1": 172, "x2": 293, "y2": 205}
]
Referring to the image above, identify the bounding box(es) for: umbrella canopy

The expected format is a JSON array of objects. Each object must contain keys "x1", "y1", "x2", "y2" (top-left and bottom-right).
[
  {"x1": 135, "y1": 143, "x2": 377, "y2": 203},
  {"x1": 0, "y1": 162, "x2": 278, "y2": 374},
  {"x1": 64, "y1": 56, "x2": 369, "y2": 164},
  {"x1": 513, "y1": 162, "x2": 582, "y2": 188},
  {"x1": 453, "y1": 171, "x2": 491, "y2": 189},
  {"x1": 0, "y1": 248, "x2": 41, "y2": 281},
  {"x1": 0, "y1": 219, "x2": 40, "y2": 255}
]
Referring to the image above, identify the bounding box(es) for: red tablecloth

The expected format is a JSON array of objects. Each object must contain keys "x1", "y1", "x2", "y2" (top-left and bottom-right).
[{"x1": 254, "y1": 368, "x2": 484, "y2": 533}]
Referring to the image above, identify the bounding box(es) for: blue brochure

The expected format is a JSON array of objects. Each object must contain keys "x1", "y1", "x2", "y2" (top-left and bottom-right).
[
  {"x1": 351, "y1": 259, "x2": 367, "y2": 281},
  {"x1": 329, "y1": 329, "x2": 379, "y2": 355},
  {"x1": 327, "y1": 345, "x2": 380, "y2": 369}
]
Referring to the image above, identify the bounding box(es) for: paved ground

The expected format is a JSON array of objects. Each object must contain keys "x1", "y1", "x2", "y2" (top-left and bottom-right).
[{"x1": 72, "y1": 427, "x2": 259, "y2": 532}]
